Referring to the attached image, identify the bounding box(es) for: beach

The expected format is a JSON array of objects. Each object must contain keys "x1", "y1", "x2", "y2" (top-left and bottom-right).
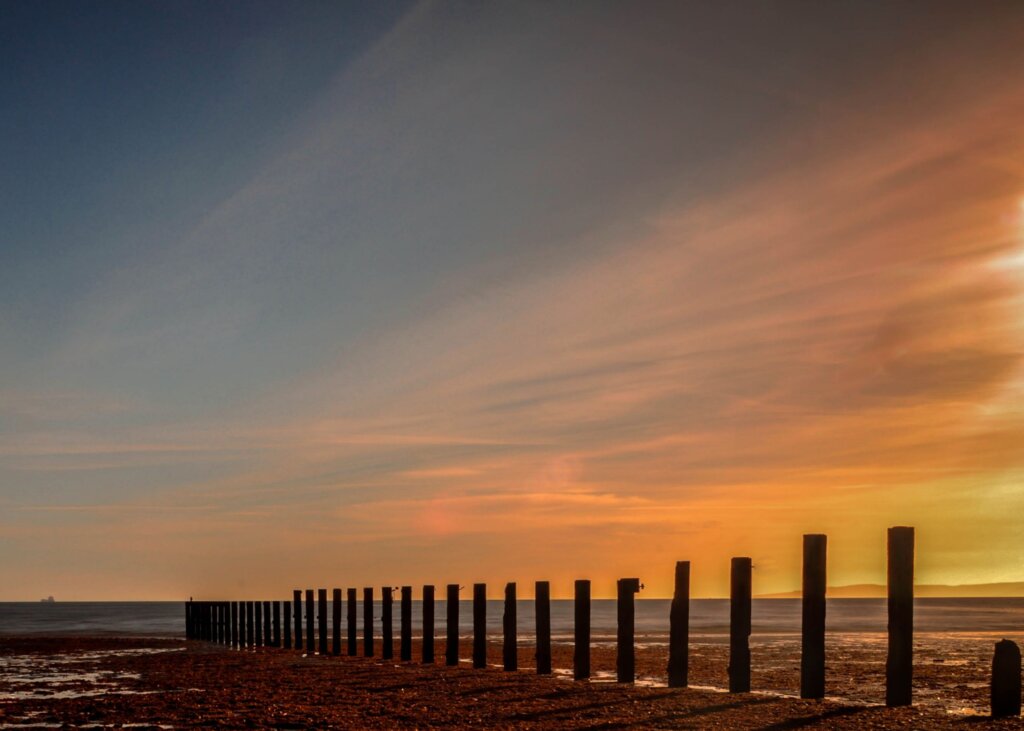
[{"x1": 3, "y1": 635, "x2": 1023, "y2": 729}]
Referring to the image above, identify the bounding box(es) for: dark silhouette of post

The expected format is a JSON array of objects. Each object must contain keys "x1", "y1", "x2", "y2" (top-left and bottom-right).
[
  {"x1": 503, "y1": 582, "x2": 517, "y2": 671},
  {"x1": 332, "y1": 589, "x2": 342, "y2": 656},
  {"x1": 401, "y1": 586, "x2": 412, "y2": 661},
  {"x1": 669, "y1": 561, "x2": 690, "y2": 688},
  {"x1": 236, "y1": 601, "x2": 244, "y2": 648},
  {"x1": 446, "y1": 584, "x2": 459, "y2": 666},
  {"x1": 992, "y1": 639, "x2": 1022, "y2": 718},
  {"x1": 230, "y1": 601, "x2": 238, "y2": 649},
  {"x1": 255, "y1": 600, "x2": 264, "y2": 648},
  {"x1": 246, "y1": 601, "x2": 254, "y2": 649},
  {"x1": 363, "y1": 587, "x2": 374, "y2": 657},
  {"x1": 801, "y1": 535, "x2": 827, "y2": 699},
  {"x1": 536, "y1": 580, "x2": 552, "y2": 675},
  {"x1": 886, "y1": 526, "x2": 914, "y2": 707},
  {"x1": 730, "y1": 558, "x2": 752, "y2": 692},
  {"x1": 272, "y1": 601, "x2": 281, "y2": 647},
  {"x1": 317, "y1": 589, "x2": 328, "y2": 656},
  {"x1": 423, "y1": 584, "x2": 435, "y2": 664},
  {"x1": 574, "y1": 579, "x2": 590, "y2": 680},
  {"x1": 263, "y1": 601, "x2": 272, "y2": 647},
  {"x1": 382, "y1": 586, "x2": 394, "y2": 660},
  {"x1": 185, "y1": 600, "x2": 192, "y2": 639},
  {"x1": 347, "y1": 588, "x2": 357, "y2": 655},
  {"x1": 305, "y1": 589, "x2": 314, "y2": 653},
  {"x1": 617, "y1": 578, "x2": 641, "y2": 683},
  {"x1": 473, "y1": 583, "x2": 486, "y2": 669},
  {"x1": 292, "y1": 590, "x2": 302, "y2": 651},
  {"x1": 284, "y1": 599, "x2": 292, "y2": 649}
]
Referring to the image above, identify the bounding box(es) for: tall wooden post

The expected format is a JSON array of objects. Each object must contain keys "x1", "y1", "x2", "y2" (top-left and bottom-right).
[
  {"x1": 263, "y1": 601, "x2": 272, "y2": 647},
  {"x1": 292, "y1": 590, "x2": 302, "y2": 651},
  {"x1": 382, "y1": 586, "x2": 394, "y2": 660},
  {"x1": 363, "y1": 587, "x2": 374, "y2": 657},
  {"x1": 423, "y1": 584, "x2": 435, "y2": 664},
  {"x1": 617, "y1": 578, "x2": 641, "y2": 683},
  {"x1": 536, "y1": 580, "x2": 552, "y2": 675},
  {"x1": 729, "y1": 558, "x2": 752, "y2": 693},
  {"x1": 284, "y1": 599, "x2": 292, "y2": 649},
  {"x1": 801, "y1": 535, "x2": 827, "y2": 699},
  {"x1": 669, "y1": 561, "x2": 690, "y2": 688},
  {"x1": 255, "y1": 600, "x2": 264, "y2": 648},
  {"x1": 332, "y1": 588, "x2": 342, "y2": 656},
  {"x1": 305, "y1": 589, "x2": 314, "y2": 653},
  {"x1": 272, "y1": 601, "x2": 281, "y2": 647},
  {"x1": 231, "y1": 601, "x2": 238, "y2": 649},
  {"x1": 992, "y1": 639, "x2": 1022, "y2": 718},
  {"x1": 574, "y1": 579, "x2": 590, "y2": 680},
  {"x1": 347, "y1": 588, "x2": 357, "y2": 655},
  {"x1": 473, "y1": 583, "x2": 486, "y2": 669},
  {"x1": 503, "y1": 582, "x2": 517, "y2": 671},
  {"x1": 886, "y1": 526, "x2": 914, "y2": 707},
  {"x1": 246, "y1": 601, "x2": 254, "y2": 649},
  {"x1": 318, "y1": 589, "x2": 328, "y2": 656},
  {"x1": 400, "y1": 586, "x2": 412, "y2": 661},
  {"x1": 446, "y1": 584, "x2": 460, "y2": 666}
]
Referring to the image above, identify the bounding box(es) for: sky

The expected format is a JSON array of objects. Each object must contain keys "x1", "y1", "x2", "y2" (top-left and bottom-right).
[{"x1": 2, "y1": 1, "x2": 1024, "y2": 600}]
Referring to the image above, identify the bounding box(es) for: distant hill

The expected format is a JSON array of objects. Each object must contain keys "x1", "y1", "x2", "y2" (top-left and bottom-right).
[{"x1": 756, "y1": 582, "x2": 1024, "y2": 598}]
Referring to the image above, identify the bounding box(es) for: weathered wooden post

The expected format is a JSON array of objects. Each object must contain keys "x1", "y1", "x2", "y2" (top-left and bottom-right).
[
  {"x1": 473, "y1": 583, "x2": 487, "y2": 669},
  {"x1": 231, "y1": 601, "x2": 239, "y2": 649},
  {"x1": 574, "y1": 579, "x2": 590, "y2": 680},
  {"x1": 446, "y1": 584, "x2": 460, "y2": 666},
  {"x1": 992, "y1": 639, "x2": 1022, "y2": 718},
  {"x1": 332, "y1": 588, "x2": 342, "y2": 656},
  {"x1": 284, "y1": 599, "x2": 292, "y2": 649},
  {"x1": 886, "y1": 527, "x2": 914, "y2": 706},
  {"x1": 220, "y1": 602, "x2": 226, "y2": 645},
  {"x1": 669, "y1": 561, "x2": 690, "y2": 688},
  {"x1": 214, "y1": 603, "x2": 221, "y2": 644},
  {"x1": 503, "y1": 582, "x2": 517, "y2": 671},
  {"x1": 263, "y1": 601, "x2": 272, "y2": 647},
  {"x1": 382, "y1": 587, "x2": 394, "y2": 660},
  {"x1": 272, "y1": 601, "x2": 281, "y2": 647},
  {"x1": 536, "y1": 580, "x2": 552, "y2": 675},
  {"x1": 363, "y1": 587, "x2": 374, "y2": 657},
  {"x1": 237, "y1": 601, "x2": 245, "y2": 648},
  {"x1": 318, "y1": 589, "x2": 328, "y2": 656},
  {"x1": 246, "y1": 601, "x2": 254, "y2": 649},
  {"x1": 730, "y1": 558, "x2": 752, "y2": 693},
  {"x1": 305, "y1": 589, "x2": 314, "y2": 653},
  {"x1": 185, "y1": 600, "x2": 192, "y2": 640},
  {"x1": 617, "y1": 578, "x2": 641, "y2": 683},
  {"x1": 292, "y1": 590, "x2": 302, "y2": 651},
  {"x1": 423, "y1": 584, "x2": 435, "y2": 664},
  {"x1": 347, "y1": 588, "x2": 358, "y2": 655},
  {"x1": 801, "y1": 535, "x2": 827, "y2": 699},
  {"x1": 401, "y1": 586, "x2": 412, "y2": 661},
  {"x1": 255, "y1": 600, "x2": 264, "y2": 648}
]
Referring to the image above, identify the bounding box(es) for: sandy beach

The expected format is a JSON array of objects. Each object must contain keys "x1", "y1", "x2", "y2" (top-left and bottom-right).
[{"x1": 3, "y1": 635, "x2": 1023, "y2": 729}]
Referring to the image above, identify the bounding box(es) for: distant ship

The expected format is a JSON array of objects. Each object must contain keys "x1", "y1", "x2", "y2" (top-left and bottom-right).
[{"x1": 40, "y1": 596, "x2": 55, "y2": 603}]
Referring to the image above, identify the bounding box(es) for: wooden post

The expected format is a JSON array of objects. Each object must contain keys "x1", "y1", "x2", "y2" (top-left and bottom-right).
[
  {"x1": 363, "y1": 587, "x2": 374, "y2": 657},
  {"x1": 669, "y1": 561, "x2": 690, "y2": 688},
  {"x1": 185, "y1": 600, "x2": 191, "y2": 640},
  {"x1": 617, "y1": 578, "x2": 641, "y2": 683},
  {"x1": 536, "y1": 580, "x2": 552, "y2": 675},
  {"x1": 992, "y1": 639, "x2": 1022, "y2": 718},
  {"x1": 446, "y1": 584, "x2": 459, "y2": 666},
  {"x1": 332, "y1": 588, "x2": 342, "y2": 656},
  {"x1": 401, "y1": 586, "x2": 412, "y2": 661},
  {"x1": 382, "y1": 586, "x2": 394, "y2": 660},
  {"x1": 305, "y1": 589, "x2": 314, "y2": 653},
  {"x1": 730, "y1": 558, "x2": 752, "y2": 693},
  {"x1": 255, "y1": 600, "x2": 264, "y2": 648},
  {"x1": 347, "y1": 588, "x2": 357, "y2": 655},
  {"x1": 292, "y1": 590, "x2": 302, "y2": 651},
  {"x1": 886, "y1": 526, "x2": 914, "y2": 707},
  {"x1": 801, "y1": 535, "x2": 827, "y2": 699},
  {"x1": 284, "y1": 599, "x2": 292, "y2": 649},
  {"x1": 263, "y1": 601, "x2": 272, "y2": 647},
  {"x1": 231, "y1": 601, "x2": 239, "y2": 649},
  {"x1": 574, "y1": 579, "x2": 590, "y2": 680},
  {"x1": 423, "y1": 584, "x2": 435, "y2": 664},
  {"x1": 318, "y1": 589, "x2": 328, "y2": 656},
  {"x1": 503, "y1": 582, "x2": 517, "y2": 671},
  {"x1": 473, "y1": 583, "x2": 486, "y2": 669},
  {"x1": 236, "y1": 601, "x2": 244, "y2": 648},
  {"x1": 215, "y1": 603, "x2": 222, "y2": 644},
  {"x1": 246, "y1": 601, "x2": 254, "y2": 649},
  {"x1": 272, "y1": 601, "x2": 281, "y2": 647}
]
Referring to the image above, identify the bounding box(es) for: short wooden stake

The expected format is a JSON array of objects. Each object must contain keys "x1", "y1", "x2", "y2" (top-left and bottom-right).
[
  {"x1": 801, "y1": 535, "x2": 827, "y2": 699},
  {"x1": 332, "y1": 588, "x2": 342, "y2": 656},
  {"x1": 292, "y1": 590, "x2": 302, "y2": 651},
  {"x1": 255, "y1": 600, "x2": 264, "y2": 648},
  {"x1": 617, "y1": 578, "x2": 641, "y2": 683},
  {"x1": 347, "y1": 588, "x2": 357, "y2": 655},
  {"x1": 305, "y1": 589, "x2": 314, "y2": 653},
  {"x1": 263, "y1": 601, "x2": 272, "y2": 647},
  {"x1": 992, "y1": 639, "x2": 1022, "y2": 718},
  {"x1": 272, "y1": 601, "x2": 281, "y2": 647},
  {"x1": 473, "y1": 583, "x2": 486, "y2": 669},
  {"x1": 284, "y1": 599, "x2": 292, "y2": 649},
  {"x1": 317, "y1": 589, "x2": 327, "y2": 656},
  {"x1": 401, "y1": 586, "x2": 412, "y2": 661},
  {"x1": 246, "y1": 601, "x2": 254, "y2": 649},
  {"x1": 503, "y1": 582, "x2": 517, "y2": 671},
  {"x1": 423, "y1": 584, "x2": 435, "y2": 664},
  {"x1": 363, "y1": 587, "x2": 374, "y2": 657},
  {"x1": 536, "y1": 580, "x2": 552, "y2": 675},
  {"x1": 729, "y1": 558, "x2": 752, "y2": 693},
  {"x1": 382, "y1": 586, "x2": 394, "y2": 660},
  {"x1": 668, "y1": 561, "x2": 690, "y2": 688},
  {"x1": 574, "y1": 579, "x2": 590, "y2": 680},
  {"x1": 446, "y1": 584, "x2": 459, "y2": 666},
  {"x1": 886, "y1": 526, "x2": 914, "y2": 707}
]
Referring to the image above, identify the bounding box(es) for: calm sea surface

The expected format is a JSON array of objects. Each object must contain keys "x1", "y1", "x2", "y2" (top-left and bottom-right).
[{"x1": 2, "y1": 598, "x2": 1022, "y2": 639}]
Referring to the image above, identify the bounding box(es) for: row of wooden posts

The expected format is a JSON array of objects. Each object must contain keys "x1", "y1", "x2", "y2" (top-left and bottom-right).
[{"x1": 185, "y1": 527, "x2": 1023, "y2": 719}]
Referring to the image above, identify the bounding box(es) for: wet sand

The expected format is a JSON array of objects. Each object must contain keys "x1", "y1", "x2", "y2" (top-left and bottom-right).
[{"x1": 2, "y1": 635, "x2": 1022, "y2": 729}]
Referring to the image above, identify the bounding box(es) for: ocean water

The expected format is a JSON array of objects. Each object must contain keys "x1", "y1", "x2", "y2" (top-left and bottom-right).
[{"x1": 2, "y1": 598, "x2": 1023, "y2": 639}]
